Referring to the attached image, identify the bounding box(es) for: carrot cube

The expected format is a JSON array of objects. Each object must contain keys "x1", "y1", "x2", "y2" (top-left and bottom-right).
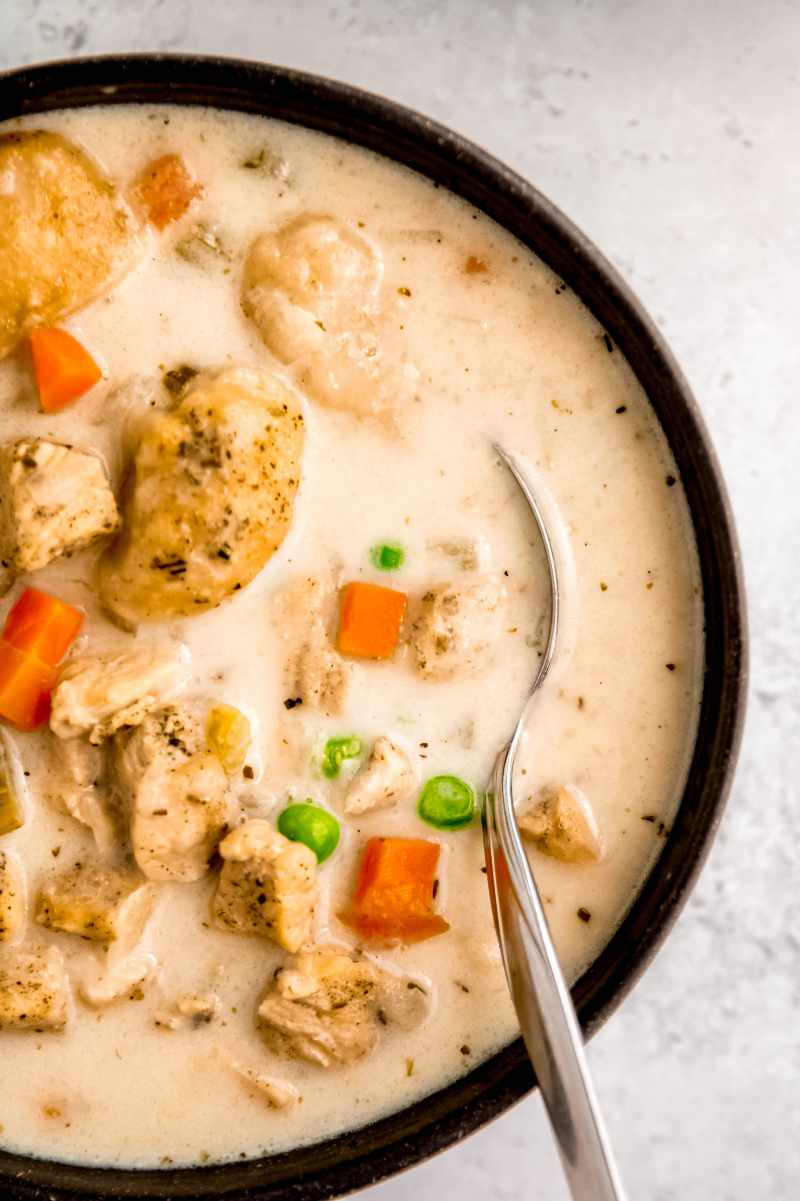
[
  {"x1": 337, "y1": 582, "x2": 407, "y2": 660},
  {"x1": 134, "y1": 154, "x2": 202, "y2": 230},
  {"x1": 2, "y1": 588, "x2": 84, "y2": 668},
  {"x1": 30, "y1": 327, "x2": 102, "y2": 413},
  {"x1": 340, "y1": 836, "x2": 450, "y2": 944},
  {"x1": 0, "y1": 642, "x2": 56, "y2": 731}
]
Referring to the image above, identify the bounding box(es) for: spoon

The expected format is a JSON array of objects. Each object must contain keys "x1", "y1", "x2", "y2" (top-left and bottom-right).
[{"x1": 483, "y1": 444, "x2": 627, "y2": 1201}]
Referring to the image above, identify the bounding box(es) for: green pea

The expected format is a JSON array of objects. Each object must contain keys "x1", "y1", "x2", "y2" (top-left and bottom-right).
[
  {"x1": 417, "y1": 775, "x2": 476, "y2": 831},
  {"x1": 321, "y1": 735, "x2": 362, "y2": 779},
  {"x1": 278, "y1": 802, "x2": 340, "y2": 863},
  {"x1": 370, "y1": 542, "x2": 405, "y2": 571}
]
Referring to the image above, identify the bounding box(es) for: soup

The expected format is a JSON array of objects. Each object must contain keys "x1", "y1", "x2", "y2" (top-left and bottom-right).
[{"x1": 0, "y1": 105, "x2": 702, "y2": 1169}]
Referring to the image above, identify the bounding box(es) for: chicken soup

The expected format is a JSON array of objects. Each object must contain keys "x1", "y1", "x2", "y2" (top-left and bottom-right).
[{"x1": 0, "y1": 104, "x2": 702, "y2": 1168}]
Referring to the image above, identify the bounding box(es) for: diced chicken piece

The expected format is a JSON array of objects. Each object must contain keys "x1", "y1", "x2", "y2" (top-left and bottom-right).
[
  {"x1": 292, "y1": 636, "x2": 349, "y2": 716},
  {"x1": 78, "y1": 943, "x2": 158, "y2": 1009},
  {"x1": 427, "y1": 537, "x2": 481, "y2": 571},
  {"x1": 46, "y1": 738, "x2": 118, "y2": 856},
  {"x1": 50, "y1": 642, "x2": 190, "y2": 743},
  {"x1": 0, "y1": 946, "x2": 69, "y2": 1031},
  {"x1": 213, "y1": 819, "x2": 316, "y2": 952},
  {"x1": 113, "y1": 705, "x2": 232, "y2": 882},
  {"x1": 35, "y1": 863, "x2": 155, "y2": 943},
  {"x1": 154, "y1": 991, "x2": 221, "y2": 1031},
  {"x1": 75, "y1": 864, "x2": 160, "y2": 1009},
  {"x1": 258, "y1": 945, "x2": 426, "y2": 1068},
  {"x1": 0, "y1": 439, "x2": 120, "y2": 595},
  {"x1": 227, "y1": 1059, "x2": 300, "y2": 1109},
  {"x1": 0, "y1": 850, "x2": 26, "y2": 943},
  {"x1": 344, "y1": 737, "x2": 416, "y2": 816},
  {"x1": 410, "y1": 576, "x2": 507, "y2": 680},
  {"x1": 0, "y1": 129, "x2": 138, "y2": 361},
  {"x1": 243, "y1": 213, "x2": 407, "y2": 423},
  {"x1": 518, "y1": 786, "x2": 604, "y2": 864},
  {"x1": 98, "y1": 366, "x2": 305, "y2": 624},
  {"x1": 274, "y1": 576, "x2": 350, "y2": 715}
]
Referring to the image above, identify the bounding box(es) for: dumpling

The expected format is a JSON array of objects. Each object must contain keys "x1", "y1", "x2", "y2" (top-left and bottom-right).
[
  {"x1": 0, "y1": 130, "x2": 137, "y2": 360},
  {"x1": 243, "y1": 214, "x2": 407, "y2": 423},
  {"x1": 242, "y1": 213, "x2": 382, "y2": 357},
  {"x1": 98, "y1": 366, "x2": 305, "y2": 624}
]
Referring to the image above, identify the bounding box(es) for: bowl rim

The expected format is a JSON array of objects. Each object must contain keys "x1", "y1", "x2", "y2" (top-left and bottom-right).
[{"x1": 0, "y1": 52, "x2": 748, "y2": 1201}]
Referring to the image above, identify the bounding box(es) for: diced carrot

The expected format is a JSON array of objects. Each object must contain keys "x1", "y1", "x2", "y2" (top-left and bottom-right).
[
  {"x1": 2, "y1": 588, "x2": 84, "y2": 668},
  {"x1": 134, "y1": 154, "x2": 203, "y2": 230},
  {"x1": 29, "y1": 328, "x2": 102, "y2": 413},
  {"x1": 340, "y1": 836, "x2": 450, "y2": 944},
  {"x1": 0, "y1": 642, "x2": 56, "y2": 731},
  {"x1": 337, "y1": 582, "x2": 407, "y2": 660}
]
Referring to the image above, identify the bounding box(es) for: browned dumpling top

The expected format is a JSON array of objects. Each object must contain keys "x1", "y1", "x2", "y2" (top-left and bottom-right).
[
  {"x1": 98, "y1": 365, "x2": 305, "y2": 624},
  {"x1": 0, "y1": 130, "x2": 138, "y2": 360}
]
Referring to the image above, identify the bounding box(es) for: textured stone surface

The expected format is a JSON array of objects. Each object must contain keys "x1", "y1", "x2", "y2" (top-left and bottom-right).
[{"x1": 1, "y1": 3, "x2": 797, "y2": 1198}]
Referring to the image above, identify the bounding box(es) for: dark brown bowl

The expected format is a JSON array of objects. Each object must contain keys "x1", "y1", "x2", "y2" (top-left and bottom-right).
[{"x1": 0, "y1": 54, "x2": 747, "y2": 1201}]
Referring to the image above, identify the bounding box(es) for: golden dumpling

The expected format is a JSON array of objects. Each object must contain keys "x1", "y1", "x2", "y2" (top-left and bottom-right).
[
  {"x1": 0, "y1": 130, "x2": 137, "y2": 359},
  {"x1": 98, "y1": 366, "x2": 305, "y2": 624}
]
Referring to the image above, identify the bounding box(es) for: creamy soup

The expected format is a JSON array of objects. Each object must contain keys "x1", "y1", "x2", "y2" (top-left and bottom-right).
[{"x1": 0, "y1": 104, "x2": 702, "y2": 1169}]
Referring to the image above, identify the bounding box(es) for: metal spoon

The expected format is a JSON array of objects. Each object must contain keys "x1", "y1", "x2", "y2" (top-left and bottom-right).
[{"x1": 483, "y1": 444, "x2": 627, "y2": 1201}]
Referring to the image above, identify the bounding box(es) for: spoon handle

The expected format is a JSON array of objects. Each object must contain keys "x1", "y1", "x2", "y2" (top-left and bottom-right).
[{"x1": 485, "y1": 747, "x2": 628, "y2": 1201}]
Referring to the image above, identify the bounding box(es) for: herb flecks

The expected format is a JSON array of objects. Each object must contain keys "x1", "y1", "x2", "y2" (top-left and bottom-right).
[{"x1": 163, "y1": 364, "x2": 199, "y2": 398}]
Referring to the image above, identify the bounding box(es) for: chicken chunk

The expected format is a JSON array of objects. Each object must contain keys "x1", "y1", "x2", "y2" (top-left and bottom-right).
[
  {"x1": 242, "y1": 214, "x2": 404, "y2": 423},
  {"x1": 213, "y1": 819, "x2": 317, "y2": 953},
  {"x1": 98, "y1": 366, "x2": 305, "y2": 624},
  {"x1": 79, "y1": 944, "x2": 158, "y2": 1009},
  {"x1": 0, "y1": 851, "x2": 26, "y2": 943},
  {"x1": 113, "y1": 705, "x2": 232, "y2": 882},
  {"x1": 344, "y1": 737, "x2": 416, "y2": 816},
  {"x1": 257, "y1": 945, "x2": 426, "y2": 1068},
  {"x1": 226, "y1": 1059, "x2": 300, "y2": 1110},
  {"x1": 518, "y1": 786, "x2": 604, "y2": 864},
  {"x1": 45, "y1": 738, "x2": 118, "y2": 856},
  {"x1": 274, "y1": 576, "x2": 350, "y2": 715},
  {"x1": 50, "y1": 642, "x2": 190, "y2": 743},
  {"x1": 35, "y1": 863, "x2": 155, "y2": 943},
  {"x1": 0, "y1": 130, "x2": 137, "y2": 361},
  {"x1": 0, "y1": 439, "x2": 120, "y2": 595},
  {"x1": 410, "y1": 577, "x2": 507, "y2": 680},
  {"x1": 0, "y1": 946, "x2": 69, "y2": 1031},
  {"x1": 292, "y1": 637, "x2": 349, "y2": 716},
  {"x1": 154, "y1": 991, "x2": 221, "y2": 1031}
]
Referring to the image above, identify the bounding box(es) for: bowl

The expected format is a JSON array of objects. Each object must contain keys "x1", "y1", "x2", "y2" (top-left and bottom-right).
[{"x1": 0, "y1": 53, "x2": 747, "y2": 1201}]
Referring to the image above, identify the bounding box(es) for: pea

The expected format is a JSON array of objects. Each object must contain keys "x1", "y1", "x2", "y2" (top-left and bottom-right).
[
  {"x1": 370, "y1": 542, "x2": 405, "y2": 571},
  {"x1": 278, "y1": 802, "x2": 340, "y2": 863},
  {"x1": 417, "y1": 775, "x2": 475, "y2": 831},
  {"x1": 321, "y1": 735, "x2": 362, "y2": 779}
]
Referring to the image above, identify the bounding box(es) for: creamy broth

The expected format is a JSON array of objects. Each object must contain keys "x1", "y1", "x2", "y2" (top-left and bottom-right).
[{"x1": 0, "y1": 105, "x2": 702, "y2": 1168}]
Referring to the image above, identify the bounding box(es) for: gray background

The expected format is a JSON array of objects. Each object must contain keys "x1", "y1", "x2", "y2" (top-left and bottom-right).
[{"x1": 1, "y1": 2, "x2": 797, "y2": 1199}]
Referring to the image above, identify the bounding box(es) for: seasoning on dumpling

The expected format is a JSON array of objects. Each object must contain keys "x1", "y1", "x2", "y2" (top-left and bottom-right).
[
  {"x1": 0, "y1": 130, "x2": 138, "y2": 360},
  {"x1": 98, "y1": 366, "x2": 305, "y2": 624}
]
